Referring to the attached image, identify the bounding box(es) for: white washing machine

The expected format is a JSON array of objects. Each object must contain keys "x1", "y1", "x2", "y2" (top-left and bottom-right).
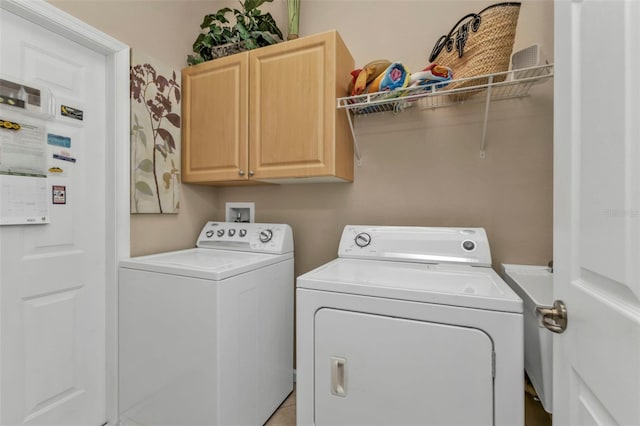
[
  {"x1": 118, "y1": 222, "x2": 294, "y2": 426},
  {"x1": 296, "y1": 226, "x2": 523, "y2": 426}
]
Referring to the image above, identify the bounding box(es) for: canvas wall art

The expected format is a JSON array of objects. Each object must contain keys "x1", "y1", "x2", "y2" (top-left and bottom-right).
[{"x1": 130, "y1": 52, "x2": 181, "y2": 214}]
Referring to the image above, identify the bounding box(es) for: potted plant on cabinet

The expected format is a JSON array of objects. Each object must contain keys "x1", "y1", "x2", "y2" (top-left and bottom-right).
[{"x1": 187, "y1": 0, "x2": 283, "y2": 66}]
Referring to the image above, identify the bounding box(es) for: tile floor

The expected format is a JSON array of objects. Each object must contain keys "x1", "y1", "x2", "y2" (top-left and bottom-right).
[
  {"x1": 265, "y1": 387, "x2": 296, "y2": 426},
  {"x1": 264, "y1": 386, "x2": 552, "y2": 426}
]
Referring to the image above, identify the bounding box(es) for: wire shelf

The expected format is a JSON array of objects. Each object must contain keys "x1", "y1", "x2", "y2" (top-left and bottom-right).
[
  {"x1": 337, "y1": 64, "x2": 553, "y2": 115},
  {"x1": 337, "y1": 64, "x2": 553, "y2": 162}
]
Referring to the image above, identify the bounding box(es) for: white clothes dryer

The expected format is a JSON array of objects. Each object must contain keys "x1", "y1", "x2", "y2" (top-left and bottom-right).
[
  {"x1": 296, "y1": 226, "x2": 523, "y2": 426},
  {"x1": 118, "y1": 222, "x2": 294, "y2": 426}
]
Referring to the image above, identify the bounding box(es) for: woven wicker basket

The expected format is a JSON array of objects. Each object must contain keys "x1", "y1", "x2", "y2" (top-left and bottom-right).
[{"x1": 429, "y1": 2, "x2": 521, "y2": 100}]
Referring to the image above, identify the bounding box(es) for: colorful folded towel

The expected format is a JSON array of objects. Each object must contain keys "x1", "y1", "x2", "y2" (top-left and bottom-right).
[
  {"x1": 348, "y1": 59, "x2": 392, "y2": 96},
  {"x1": 366, "y1": 62, "x2": 410, "y2": 93},
  {"x1": 408, "y1": 64, "x2": 453, "y2": 90}
]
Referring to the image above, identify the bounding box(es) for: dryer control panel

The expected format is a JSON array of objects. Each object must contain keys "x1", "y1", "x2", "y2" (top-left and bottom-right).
[
  {"x1": 338, "y1": 225, "x2": 492, "y2": 267},
  {"x1": 196, "y1": 222, "x2": 293, "y2": 254}
]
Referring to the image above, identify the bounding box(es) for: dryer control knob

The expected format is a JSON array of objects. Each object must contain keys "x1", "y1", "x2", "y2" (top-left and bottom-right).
[
  {"x1": 239, "y1": 229, "x2": 247, "y2": 237},
  {"x1": 217, "y1": 229, "x2": 225, "y2": 237},
  {"x1": 228, "y1": 229, "x2": 236, "y2": 237},
  {"x1": 206, "y1": 230, "x2": 214, "y2": 238},
  {"x1": 259, "y1": 229, "x2": 273, "y2": 243},
  {"x1": 355, "y1": 232, "x2": 372, "y2": 248},
  {"x1": 462, "y1": 240, "x2": 476, "y2": 251}
]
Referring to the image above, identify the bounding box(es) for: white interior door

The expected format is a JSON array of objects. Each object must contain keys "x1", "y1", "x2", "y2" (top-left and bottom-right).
[
  {"x1": 0, "y1": 7, "x2": 109, "y2": 426},
  {"x1": 554, "y1": 1, "x2": 640, "y2": 424}
]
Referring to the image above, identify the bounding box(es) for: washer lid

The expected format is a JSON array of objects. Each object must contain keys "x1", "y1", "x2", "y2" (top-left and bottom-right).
[
  {"x1": 297, "y1": 258, "x2": 522, "y2": 313},
  {"x1": 501, "y1": 264, "x2": 553, "y2": 307},
  {"x1": 119, "y1": 248, "x2": 292, "y2": 280}
]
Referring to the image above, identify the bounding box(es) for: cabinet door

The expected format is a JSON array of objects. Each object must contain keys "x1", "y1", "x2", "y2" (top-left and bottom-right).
[
  {"x1": 182, "y1": 53, "x2": 249, "y2": 183},
  {"x1": 249, "y1": 31, "x2": 354, "y2": 181}
]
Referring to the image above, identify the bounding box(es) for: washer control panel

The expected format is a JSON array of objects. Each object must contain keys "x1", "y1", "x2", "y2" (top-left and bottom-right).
[
  {"x1": 338, "y1": 225, "x2": 492, "y2": 267},
  {"x1": 196, "y1": 222, "x2": 293, "y2": 254}
]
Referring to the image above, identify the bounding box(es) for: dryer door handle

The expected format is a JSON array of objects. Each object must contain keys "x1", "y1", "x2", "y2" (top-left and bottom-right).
[{"x1": 330, "y1": 357, "x2": 347, "y2": 397}]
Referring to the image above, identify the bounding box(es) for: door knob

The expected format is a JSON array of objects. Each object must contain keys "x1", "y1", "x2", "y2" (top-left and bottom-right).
[{"x1": 536, "y1": 300, "x2": 568, "y2": 334}]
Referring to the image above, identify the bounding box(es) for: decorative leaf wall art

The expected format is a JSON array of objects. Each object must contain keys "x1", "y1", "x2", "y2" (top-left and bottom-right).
[{"x1": 130, "y1": 52, "x2": 181, "y2": 214}]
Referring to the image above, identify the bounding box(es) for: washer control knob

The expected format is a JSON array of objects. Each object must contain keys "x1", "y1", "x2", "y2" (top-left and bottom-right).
[
  {"x1": 239, "y1": 229, "x2": 247, "y2": 237},
  {"x1": 228, "y1": 229, "x2": 236, "y2": 237},
  {"x1": 355, "y1": 232, "x2": 372, "y2": 248},
  {"x1": 206, "y1": 230, "x2": 214, "y2": 238},
  {"x1": 462, "y1": 240, "x2": 476, "y2": 251},
  {"x1": 259, "y1": 229, "x2": 273, "y2": 243},
  {"x1": 217, "y1": 229, "x2": 225, "y2": 237}
]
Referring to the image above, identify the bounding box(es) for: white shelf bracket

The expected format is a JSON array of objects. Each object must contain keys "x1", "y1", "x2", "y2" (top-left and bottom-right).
[
  {"x1": 479, "y1": 75, "x2": 494, "y2": 159},
  {"x1": 345, "y1": 108, "x2": 362, "y2": 166}
]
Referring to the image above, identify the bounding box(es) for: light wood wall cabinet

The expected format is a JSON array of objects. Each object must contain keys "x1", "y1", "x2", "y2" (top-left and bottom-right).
[{"x1": 182, "y1": 30, "x2": 355, "y2": 185}]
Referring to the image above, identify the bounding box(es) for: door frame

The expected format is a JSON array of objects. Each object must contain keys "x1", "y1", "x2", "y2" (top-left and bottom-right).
[{"x1": 0, "y1": 0, "x2": 130, "y2": 424}]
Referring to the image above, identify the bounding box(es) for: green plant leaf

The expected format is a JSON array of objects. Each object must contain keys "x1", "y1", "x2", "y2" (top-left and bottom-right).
[
  {"x1": 200, "y1": 47, "x2": 212, "y2": 61},
  {"x1": 215, "y1": 7, "x2": 232, "y2": 22},
  {"x1": 137, "y1": 158, "x2": 153, "y2": 172},
  {"x1": 201, "y1": 14, "x2": 214, "y2": 29},
  {"x1": 193, "y1": 33, "x2": 206, "y2": 51},
  {"x1": 258, "y1": 12, "x2": 283, "y2": 39},
  {"x1": 135, "y1": 181, "x2": 154, "y2": 196},
  {"x1": 236, "y1": 21, "x2": 250, "y2": 39},
  {"x1": 187, "y1": 55, "x2": 204, "y2": 66},
  {"x1": 223, "y1": 28, "x2": 237, "y2": 44},
  {"x1": 202, "y1": 33, "x2": 214, "y2": 48},
  {"x1": 245, "y1": 38, "x2": 258, "y2": 49},
  {"x1": 257, "y1": 31, "x2": 279, "y2": 45},
  {"x1": 244, "y1": 0, "x2": 271, "y2": 11}
]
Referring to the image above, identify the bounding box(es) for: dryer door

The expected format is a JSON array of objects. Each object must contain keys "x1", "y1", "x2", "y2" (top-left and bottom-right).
[{"x1": 314, "y1": 308, "x2": 494, "y2": 426}]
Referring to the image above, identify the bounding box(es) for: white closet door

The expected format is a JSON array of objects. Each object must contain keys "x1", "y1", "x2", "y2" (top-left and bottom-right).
[{"x1": 553, "y1": 0, "x2": 640, "y2": 424}]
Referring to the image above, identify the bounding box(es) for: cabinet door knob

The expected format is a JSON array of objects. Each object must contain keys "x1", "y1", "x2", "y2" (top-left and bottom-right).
[
  {"x1": 238, "y1": 170, "x2": 245, "y2": 176},
  {"x1": 248, "y1": 170, "x2": 255, "y2": 177}
]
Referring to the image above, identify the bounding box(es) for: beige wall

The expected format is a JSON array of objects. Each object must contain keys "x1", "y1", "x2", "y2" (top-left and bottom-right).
[
  {"x1": 217, "y1": 0, "x2": 555, "y2": 276},
  {"x1": 48, "y1": 0, "x2": 554, "y2": 274}
]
